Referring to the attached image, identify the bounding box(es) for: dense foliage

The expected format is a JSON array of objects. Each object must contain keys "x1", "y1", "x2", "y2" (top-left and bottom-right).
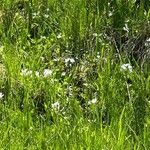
[{"x1": 0, "y1": 0, "x2": 150, "y2": 149}]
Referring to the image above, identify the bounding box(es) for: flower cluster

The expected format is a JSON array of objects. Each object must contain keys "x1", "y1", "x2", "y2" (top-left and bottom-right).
[
  {"x1": 43, "y1": 69, "x2": 52, "y2": 77},
  {"x1": 65, "y1": 58, "x2": 75, "y2": 64},
  {"x1": 21, "y1": 69, "x2": 32, "y2": 76},
  {"x1": 21, "y1": 68, "x2": 52, "y2": 78},
  {"x1": 52, "y1": 101, "x2": 60, "y2": 110},
  {"x1": 121, "y1": 63, "x2": 133, "y2": 72},
  {"x1": 88, "y1": 98, "x2": 97, "y2": 105}
]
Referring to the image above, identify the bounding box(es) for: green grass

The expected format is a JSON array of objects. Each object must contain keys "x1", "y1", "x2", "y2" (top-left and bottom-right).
[{"x1": 0, "y1": 0, "x2": 150, "y2": 149}]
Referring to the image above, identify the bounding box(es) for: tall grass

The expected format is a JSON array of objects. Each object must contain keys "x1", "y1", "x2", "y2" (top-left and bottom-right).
[{"x1": 0, "y1": 0, "x2": 150, "y2": 149}]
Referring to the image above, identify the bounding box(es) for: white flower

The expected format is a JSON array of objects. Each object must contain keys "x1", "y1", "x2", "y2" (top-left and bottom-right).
[
  {"x1": 121, "y1": 63, "x2": 133, "y2": 72},
  {"x1": 32, "y1": 12, "x2": 39, "y2": 19},
  {"x1": 43, "y1": 69, "x2": 52, "y2": 77},
  {"x1": 88, "y1": 98, "x2": 97, "y2": 105},
  {"x1": 108, "y1": 11, "x2": 113, "y2": 17},
  {"x1": 0, "y1": 92, "x2": 4, "y2": 99},
  {"x1": 145, "y1": 38, "x2": 150, "y2": 47},
  {"x1": 146, "y1": 38, "x2": 150, "y2": 42},
  {"x1": 65, "y1": 58, "x2": 75, "y2": 64},
  {"x1": 93, "y1": 33, "x2": 98, "y2": 37},
  {"x1": 61, "y1": 72, "x2": 66, "y2": 76},
  {"x1": 97, "y1": 52, "x2": 100, "y2": 59},
  {"x1": 57, "y1": 33, "x2": 62, "y2": 39},
  {"x1": 44, "y1": 14, "x2": 49, "y2": 18},
  {"x1": 21, "y1": 69, "x2": 32, "y2": 76},
  {"x1": 21, "y1": 69, "x2": 27, "y2": 75},
  {"x1": 97, "y1": 55, "x2": 100, "y2": 59},
  {"x1": 52, "y1": 102, "x2": 60, "y2": 110}
]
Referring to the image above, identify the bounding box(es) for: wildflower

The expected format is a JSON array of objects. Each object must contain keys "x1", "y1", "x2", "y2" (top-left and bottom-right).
[
  {"x1": 97, "y1": 52, "x2": 100, "y2": 59},
  {"x1": 44, "y1": 14, "x2": 49, "y2": 18},
  {"x1": 65, "y1": 58, "x2": 75, "y2": 64},
  {"x1": 21, "y1": 69, "x2": 32, "y2": 76},
  {"x1": 108, "y1": 11, "x2": 113, "y2": 17},
  {"x1": 32, "y1": 12, "x2": 38, "y2": 19},
  {"x1": 146, "y1": 38, "x2": 150, "y2": 42},
  {"x1": 93, "y1": 33, "x2": 98, "y2": 37},
  {"x1": 144, "y1": 38, "x2": 150, "y2": 47},
  {"x1": 52, "y1": 102, "x2": 60, "y2": 110},
  {"x1": 88, "y1": 98, "x2": 97, "y2": 105},
  {"x1": 65, "y1": 57, "x2": 75, "y2": 67},
  {"x1": 61, "y1": 72, "x2": 66, "y2": 76},
  {"x1": 0, "y1": 92, "x2": 4, "y2": 99},
  {"x1": 57, "y1": 33, "x2": 62, "y2": 39},
  {"x1": 121, "y1": 63, "x2": 132, "y2": 72},
  {"x1": 43, "y1": 69, "x2": 52, "y2": 77}
]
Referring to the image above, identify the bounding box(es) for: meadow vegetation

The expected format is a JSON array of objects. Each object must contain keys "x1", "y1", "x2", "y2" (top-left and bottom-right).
[{"x1": 0, "y1": 0, "x2": 150, "y2": 149}]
